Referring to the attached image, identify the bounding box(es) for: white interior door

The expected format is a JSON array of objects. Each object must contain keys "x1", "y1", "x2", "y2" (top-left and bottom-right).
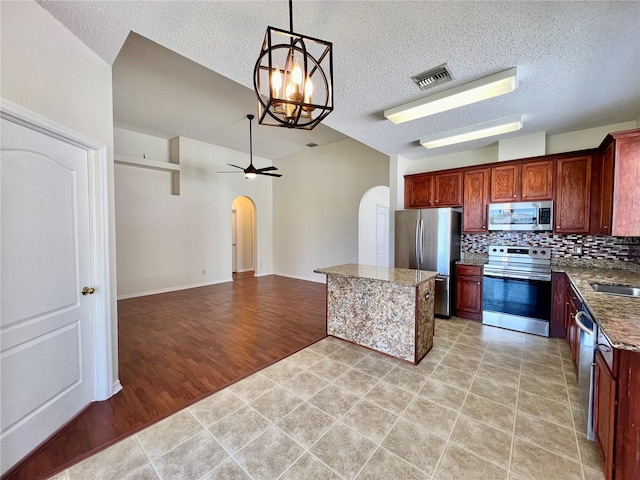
[
  {"x1": 1, "y1": 118, "x2": 95, "y2": 474},
  {"x1": 376, "y1": 204, "x2": 390, "y2": 267}
]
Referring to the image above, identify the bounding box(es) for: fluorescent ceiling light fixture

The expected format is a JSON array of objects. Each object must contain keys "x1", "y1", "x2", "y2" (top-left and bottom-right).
[
  {"x1": 384, "y1": 67, "x2": 517, "y2": 124},
  {"x1": 420, "y1": 116, "x2": 523, "y2": 149}
]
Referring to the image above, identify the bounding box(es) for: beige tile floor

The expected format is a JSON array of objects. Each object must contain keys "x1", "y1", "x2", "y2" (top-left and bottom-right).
[{"x1": 49, "y1": 318, "x2": 605, "y2": 480}]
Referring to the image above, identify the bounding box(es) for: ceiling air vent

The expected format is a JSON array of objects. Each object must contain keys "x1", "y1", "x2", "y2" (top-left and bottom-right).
[{"x1": 411, "y1": 64, "x2": 453, "y2": 91}]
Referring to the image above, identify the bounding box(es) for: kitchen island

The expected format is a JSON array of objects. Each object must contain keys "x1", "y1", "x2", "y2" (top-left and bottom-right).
[{"x1": 314, "y1": 264, "x2": 437, "y2": 364}]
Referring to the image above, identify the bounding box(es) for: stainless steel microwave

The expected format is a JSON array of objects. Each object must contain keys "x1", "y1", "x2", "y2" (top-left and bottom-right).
[{"x1": 487, "y1": 201, "x2": 554, "y2": 231}]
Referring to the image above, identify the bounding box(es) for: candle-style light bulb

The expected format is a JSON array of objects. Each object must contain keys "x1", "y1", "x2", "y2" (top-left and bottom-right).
[
  {"x1": 291, "y1": 61, "x2": 303, "y2": 91},
  {"x1": 304, "y1": 77, "x2": 314, "y2": 103},
  {"x1": 271, "y1": 66, "x2": 282, "y2": 98}
]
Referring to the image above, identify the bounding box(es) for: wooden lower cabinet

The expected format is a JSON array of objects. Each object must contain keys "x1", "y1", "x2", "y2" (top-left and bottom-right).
[
  {"x1": 565, "y1": 284, "x2": 581, "y2": 378},
  {"x1": 573, "y1": 312, "x2": 640, "y2": 480},
  {"x1": 550, "y1": 272, "x2": 567, "y2": 337},
  {"x1": 594, "y1": 350, "x2": 616, "y2": 479},
  {"x1": 455, "y1": 264, "x2": 482, "y2": 321}
]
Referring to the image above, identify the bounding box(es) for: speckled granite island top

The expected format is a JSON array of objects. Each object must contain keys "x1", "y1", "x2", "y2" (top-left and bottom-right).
[
  {"x1": 314, "y1": 264, "x2": 437, "y2": 364},
  {"x1": 554, "y1": 266, "x2": 640, "y2": 352},
  {"x1": 314, "y1": 264, "x2": 438, "y2": 286}
]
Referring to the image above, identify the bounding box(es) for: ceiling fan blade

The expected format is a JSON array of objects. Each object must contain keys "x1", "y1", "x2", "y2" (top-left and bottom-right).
[
  {"x1": 216, "y1": 171, "x2": 243, "y2": 174},
  {"x1": 256, "y1": 166, "x2": 279, "y2": 172},
  {"x1": 258, "y1": 172, "x2": 283, "y2": 177},
  {"x1": 227, "y1": 164, "x2": 245, "y2": 170}
]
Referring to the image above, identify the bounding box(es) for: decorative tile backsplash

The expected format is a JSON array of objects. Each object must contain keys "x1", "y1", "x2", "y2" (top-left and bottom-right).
[{"x1": 462, "y1": 232, "x2": 640, "y2": 263}]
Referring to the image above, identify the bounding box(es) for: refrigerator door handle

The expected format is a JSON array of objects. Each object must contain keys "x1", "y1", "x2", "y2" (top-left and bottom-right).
[
  {"x1": 419, "y1": 219, "x2": 425, "y2": 266},
  {"x1": 414, "y1": 219, "x2": 420, "y2": 266}
]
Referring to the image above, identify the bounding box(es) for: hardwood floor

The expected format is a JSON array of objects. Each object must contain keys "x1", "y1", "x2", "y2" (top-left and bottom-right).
[{"x1": 3, "y1": 275, "x2": 327, "y2": 480}]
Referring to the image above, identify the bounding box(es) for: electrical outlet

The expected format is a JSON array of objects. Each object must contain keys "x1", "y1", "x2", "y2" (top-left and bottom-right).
[
  {"x1": 202, "y1": 269, "x2": 206, "y2": 275},
  {"x1": 574, "y1": 246, "x2": 583, "y2": 255}
]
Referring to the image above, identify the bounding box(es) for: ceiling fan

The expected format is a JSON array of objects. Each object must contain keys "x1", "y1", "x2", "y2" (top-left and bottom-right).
[{"x1": 217, "y1": 114, "x2": 282, "y2": 179}]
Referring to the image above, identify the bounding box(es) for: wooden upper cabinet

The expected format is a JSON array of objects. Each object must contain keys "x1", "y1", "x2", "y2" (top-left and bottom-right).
[
  {"x1": 554, "y1": 155, "x2": 592, "y2": 233},
  {"x1": 490, "y1": 164, "x2": 519, "y2": 202},
  {"x1": 490, "y1": 160, "x2": 553, "y2": 202},
  {"x1": 434, "y1": 172, "x2": 462, "y2": 207},
  {"x1": 463, "y1": 168, "x2": 490, "y2": 232},
  {"x1": 593, "y1": 145, "x2": 615, "y2": 235},
  {"x1": 595, "y1": 129, "x2": 640, "y2": 236},
  {"x1": 405, "y1": 174, "x2": 433, "y2": 208},
  {"x1": 521, "y1": 160, "x2": 554, "y2": 200},
  {"x1": 405, "y1": 171, "x2": 462, "y2": 208}
]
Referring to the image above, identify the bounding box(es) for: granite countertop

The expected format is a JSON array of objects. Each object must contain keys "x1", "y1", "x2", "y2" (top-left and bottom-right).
[
  {"x1": 554, "y1": 266, "x2": 640, "y2": 352},
  {"x1": 314, "y1": 264, "x2": 438, "y2": 287},
  {"x1": 456, "y1": 259, "x2": 488, "y2": 267}
]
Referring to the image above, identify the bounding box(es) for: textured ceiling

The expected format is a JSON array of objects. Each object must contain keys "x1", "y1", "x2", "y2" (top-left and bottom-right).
[{"x1": 39, "y1": 1, "x2": 640, "y2": 161}]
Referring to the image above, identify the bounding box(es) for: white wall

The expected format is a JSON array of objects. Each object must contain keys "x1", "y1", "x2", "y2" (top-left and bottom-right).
[
  {"x1": 358, "y1": 186, "x2": 391, "y2": 266},
  {"x1": 115, "y1": 130, "x2": 274, "y2": 298},
  {"x1": 0, "y1": 1, "x2": 119, "y2": 381},
  {"x1": 232, "y1": 196, "x2": 255, "y2": 273},
  {"x1": 273, "y1": 138, "x2": 389, "y2": 282},
  {"x1": 546, "y1": 121, "x2": 637, "y2": 154}
]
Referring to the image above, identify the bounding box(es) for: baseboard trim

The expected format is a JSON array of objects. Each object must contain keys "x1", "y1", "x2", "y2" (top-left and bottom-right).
[
  {"x1": 117, "y1": 278, "x2": 234, "y2": 300},
  {"x1": 272, "y1": 272, "x2": 326, "y2": 284}
]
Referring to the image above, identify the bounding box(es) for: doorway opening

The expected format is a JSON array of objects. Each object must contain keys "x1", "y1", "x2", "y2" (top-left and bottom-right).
[
  {"x1": 231, "y1": 196, "x2": 257, "y2": 280},
  {"x1": 358, "y1": 186, "x2": 391, "y2": 267}
]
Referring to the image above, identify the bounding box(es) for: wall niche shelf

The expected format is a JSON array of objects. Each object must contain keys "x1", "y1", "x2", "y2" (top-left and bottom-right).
[{"x1": 114, "y1": 138, "x2": 181, "y2": 195}]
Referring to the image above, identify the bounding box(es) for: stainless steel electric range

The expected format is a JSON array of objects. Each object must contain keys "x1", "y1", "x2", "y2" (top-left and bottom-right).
[{"x1": 482, "y1": 245, "x2": 552, "y2": 337}]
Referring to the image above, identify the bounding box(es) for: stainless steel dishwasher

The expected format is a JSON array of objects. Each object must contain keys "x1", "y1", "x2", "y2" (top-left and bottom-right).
[{"x1": 575, "y1": 305, "x2": 598, "y2": 440}]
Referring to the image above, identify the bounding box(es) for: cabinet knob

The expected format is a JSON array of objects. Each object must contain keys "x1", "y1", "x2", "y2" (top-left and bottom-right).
[
  {"x1": 435, "y1": 200, "x2": 439, "y2": 204},
  {"x1": 482, "y1": 225, "x2": 486, "y2": 229},
  {"x1": 513, "y1": 194, "x2": 516, "y2": 198},
  {"x1": 603, "y1": 225, "x2": 608, "y2": 229},
  {"x1": 477, "y1": 282, "x2": 481, "y2": 285},
  {"x1": 523, "y1": 194, "x2": 526, "y2": 197}
]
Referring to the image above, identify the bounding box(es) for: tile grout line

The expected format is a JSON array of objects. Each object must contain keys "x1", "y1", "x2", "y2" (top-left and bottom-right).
[
  {"x1": 346, "y1": 318, "x2": 461, "y2": 479},
  {"x1": 429, "y1": 324, "x2": 485, "y2": 478},
  {"x1": 506, "y1": 337, "x2": 525, "y2": 478}
]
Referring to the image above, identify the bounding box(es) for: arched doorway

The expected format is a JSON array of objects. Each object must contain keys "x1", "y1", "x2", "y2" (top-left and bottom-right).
[
  {"x1": 231, "y1": 196, "x2": 256, "y2": 280},
  {"x1": 358, "y1": 186, "x2": 391, "y2": 267}
]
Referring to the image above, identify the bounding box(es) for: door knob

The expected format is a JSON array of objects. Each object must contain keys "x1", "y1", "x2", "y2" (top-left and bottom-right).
[{"x1": 81, "y1": 286, "x2": 96, "y2": 295}]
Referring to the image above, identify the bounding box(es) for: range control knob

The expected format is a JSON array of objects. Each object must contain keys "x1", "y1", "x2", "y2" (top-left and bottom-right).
[
  {"x1": 540, "y1": 250, "x2": 546, "y2": 255},
  {"x1": 499, "y1": 248, "x2": 504, "y2": 252},
  {"x1": 532, "y1": 250, "x2": 538, "y2": 255}
]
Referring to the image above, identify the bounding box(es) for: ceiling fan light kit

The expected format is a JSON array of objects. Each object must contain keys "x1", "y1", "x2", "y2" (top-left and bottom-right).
[
  {"x1": 420, "y1": 115, "x2": 523, "y2": 149},
  {"x1": 384, "y1": 67, "x2": 518, "y2": 124},
  {"x1": 217, "y1": 114, "x2": 282, "y2": 178},
  {"x1": 253, "y1": 0, "x2": 333, "y2": 130}
]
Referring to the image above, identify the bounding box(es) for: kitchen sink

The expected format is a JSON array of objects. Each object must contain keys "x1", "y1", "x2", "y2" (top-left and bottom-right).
[{"x1": 590, "y1": 282, "x2": 640, "y2": 297}]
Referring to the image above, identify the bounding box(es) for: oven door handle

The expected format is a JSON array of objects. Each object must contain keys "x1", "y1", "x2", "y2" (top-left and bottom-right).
[
  {"x1": 483, "y1": 272, "x2": 551, "y2": 282},
  {"x1": 575, "y1": 311, "x2": 594, "y2": 336}
]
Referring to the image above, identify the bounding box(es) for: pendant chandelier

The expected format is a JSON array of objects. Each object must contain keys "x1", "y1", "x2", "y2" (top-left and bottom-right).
[{"x1": 253, "y1": 0, "x2": 333, "y2": 130}]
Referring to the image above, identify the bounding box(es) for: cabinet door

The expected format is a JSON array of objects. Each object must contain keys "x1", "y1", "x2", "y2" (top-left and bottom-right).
[
  {"x1": 521, "y1": 160, "x2": 553, "y2": 200},
  {"x1": 490, "y1": 164, "x2": 520, "y2": 202},
  {"x1": 554, "y1": 155, "x2": 592, "y2": 233},
  {"x1": 550, "y1": 272, "x2": 567, "y2": 338},
  {"x1": 434, "y1": 172, "x2": 462, "y2": 207},
  {"x1": 594, "y1": 351, "x2": 616, "y2": 480},
  {"x1": 405, "y1": 174, "x2": 433, "y2": 208},
  {"x1": 455, "y1": 274, "x2": 482, "y2": 321},
  {"x1": 610, "y1": 132, "x2": 640, "y2": 236},
  {"x1": 463, "y1": 168, "x2": 490, "y2": 232},
  {"x1": 595, "y1": 144, "x2": 615, "y2": 235}
]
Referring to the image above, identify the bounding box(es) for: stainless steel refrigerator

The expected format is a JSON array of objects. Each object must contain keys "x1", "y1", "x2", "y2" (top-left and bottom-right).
[{"x1": 395, "y1": 208, "x2": 462, "y2": 317}]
